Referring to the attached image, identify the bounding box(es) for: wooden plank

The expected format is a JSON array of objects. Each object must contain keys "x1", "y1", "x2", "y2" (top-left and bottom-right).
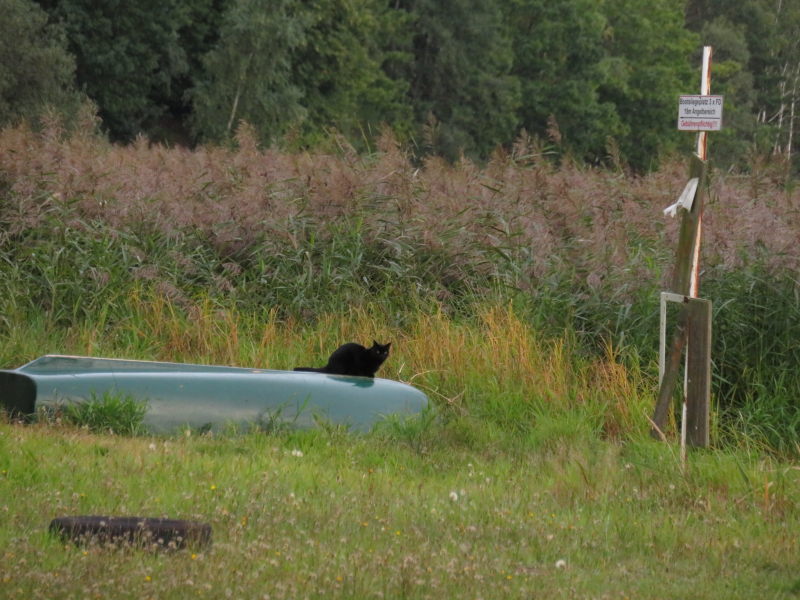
[{"x1": 686, "y1": 298, "x2": 711, "y2": 447}]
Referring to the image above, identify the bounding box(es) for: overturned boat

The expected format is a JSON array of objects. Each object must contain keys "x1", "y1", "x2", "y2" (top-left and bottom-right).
[{"x1": 0, "y1": 355, "x2": 428, "y2": 433}]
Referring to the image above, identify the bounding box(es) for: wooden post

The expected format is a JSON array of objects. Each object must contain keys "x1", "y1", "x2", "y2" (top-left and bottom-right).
[
  {"x1": 670, "y1": 155, "x2": 707, "y2": 296},
  {"x1": 686, "y1": 297, "x2": 711, "y2": 446},
  {"x1": 650, "y1": 155, "x2": 707, "y2": 438},
  {"x1": 684, "y1": 46, "x2": 713, "y2": 449},
  {"x1": 690, "y1": 46, "x2": 712, "y2": 296},
  {"x1": 651, "y1": 46, "x2": 714, "y2": 445}
]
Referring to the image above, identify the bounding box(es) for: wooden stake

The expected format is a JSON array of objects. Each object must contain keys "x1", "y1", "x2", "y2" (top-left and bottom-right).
[
  {"x1": 690, "y1": 46, "x2": 712, "y2": 297},
  {"x1": 651, "y1": 47, "x2": 714, "y2": 443}
]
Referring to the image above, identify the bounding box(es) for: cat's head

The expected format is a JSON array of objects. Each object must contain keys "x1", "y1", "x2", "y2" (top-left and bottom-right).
[{"x1": 370, "y1": 340, "x2": 391, "y2": 359}]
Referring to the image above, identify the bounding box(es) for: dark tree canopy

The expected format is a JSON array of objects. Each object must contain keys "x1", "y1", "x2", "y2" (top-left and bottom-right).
[
  {"x1": 396, "y1": 0, "x2": 520, "y2": 160},
  {"x1": 505, "y1": 0, "x2": 621, "y2": 162},
  {"x1": 8, "y1": 0, "x2": 796, "y2": 171},
  {"x1": 0, "y1": 0, "x2": 82, "y2": 128},
  {"x1": 38, "y1": 0, "x2": 193, "y2": 141}
]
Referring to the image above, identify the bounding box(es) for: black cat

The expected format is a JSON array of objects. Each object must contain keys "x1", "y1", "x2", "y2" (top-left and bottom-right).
[{"x1": 294, "y1": 341, "x2": 391, "y2": 378}]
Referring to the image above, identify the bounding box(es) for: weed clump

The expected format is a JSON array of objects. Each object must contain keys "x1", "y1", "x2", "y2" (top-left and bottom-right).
[{"x1": 60, "y1": 392, "x2": 148, "y2": 435}]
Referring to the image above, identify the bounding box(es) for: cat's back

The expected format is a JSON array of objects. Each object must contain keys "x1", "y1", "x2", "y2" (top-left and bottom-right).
[{"x1": 329, "y1": 342, "x2": 366, "y2": 358}]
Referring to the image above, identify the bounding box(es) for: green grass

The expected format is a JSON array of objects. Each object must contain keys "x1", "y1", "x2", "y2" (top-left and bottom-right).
[
  {"x1": 58, "y1": 391, "x2": 149, "y2": 436},
  {"x1": 2, "y1": 299, "x2": 794, "y2": 598},
  {"x1": 1, "y1": 422, "x2": 798, "y2": 599}
]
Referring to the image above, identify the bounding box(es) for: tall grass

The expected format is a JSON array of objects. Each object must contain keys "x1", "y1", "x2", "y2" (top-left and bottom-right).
[
  {"x1": 1, "y1": 120, "x2": 798, "y2": 453},
  {"x1": 2, "y1": 292, "x2": 650, "y2": 450}
]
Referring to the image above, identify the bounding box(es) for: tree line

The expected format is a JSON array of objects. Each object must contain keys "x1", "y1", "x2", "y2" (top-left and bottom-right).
[{"x1": 2, "y1": 0, "x2": 798, "y2": 171}]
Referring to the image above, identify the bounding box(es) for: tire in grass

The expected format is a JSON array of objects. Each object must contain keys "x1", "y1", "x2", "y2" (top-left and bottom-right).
[{"x1": 49, "y1": 516, "x2": 212, "y2": 549}]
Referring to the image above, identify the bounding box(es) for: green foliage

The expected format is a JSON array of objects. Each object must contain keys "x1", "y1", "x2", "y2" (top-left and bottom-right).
[
  {"x1": 0, "y1": 0, "x2": 81, "y2": 127},
  {"x1": 395, "y1": 0, "x2": 521, "y2": 160},
  {"x1": 692, "y1": 17, "x2": 757, "y2": 166},
  {"x1": 704, "y1": 266, "x2": 800, "y2": 410},
  {"x1": 190, "y1": 0, "x2": 307, "y2": 144},
  {"x1": 61, "y1": 391, "x2": 148, "y2": 435},
  {"x1": 504, "y1": 0, "x2": 623, "y2": 162},
  {"x1": 15, "y1": 0, "x2": 797, "y2": 170},
  {"x1": 39, "y1": 0, "x2": 191, "y2": 141},
  {"x1": 288, "y1": 0, "x2": 413, "y2": 147},
  {"x1": 687, "y1": 0, "x2": 800, "y2": 172},
  {"x1": 157, "y1": 0, "x2": 230, "y2": 143},
  {"x1": 0, "y1": 200, "x2": 197, "y2": 327},
  {"x1": 598, "y1": 0, "x2": 698, "y2": 170},
  {"x1": 0, "y1": 203, "x2": 484, "y2": 327}
]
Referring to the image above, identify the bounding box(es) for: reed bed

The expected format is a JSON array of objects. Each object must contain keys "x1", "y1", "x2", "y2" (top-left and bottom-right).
[{"x1": 1, "y1": 118, "x2": 798, "y2": 451}]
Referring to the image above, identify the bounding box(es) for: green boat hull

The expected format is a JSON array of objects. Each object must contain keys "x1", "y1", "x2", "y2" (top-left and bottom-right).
[{"x1": 0, "y1": 355, "x2": 428, "y2": 433}]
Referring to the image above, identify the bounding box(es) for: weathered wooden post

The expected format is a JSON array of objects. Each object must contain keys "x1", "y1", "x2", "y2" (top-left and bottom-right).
[{"x1": 651, "y1": 46, "x2": 720, "y2": 449}]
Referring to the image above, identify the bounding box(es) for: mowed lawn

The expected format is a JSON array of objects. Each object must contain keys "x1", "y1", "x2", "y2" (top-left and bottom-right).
[{"x1": 1, "y1": 421, "x2": 798, "y2": 599}]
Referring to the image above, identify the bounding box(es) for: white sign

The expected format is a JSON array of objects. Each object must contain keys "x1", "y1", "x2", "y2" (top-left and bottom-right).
[{"x1": 677, "y1": 95, "x2": 723, "y2": 131}]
